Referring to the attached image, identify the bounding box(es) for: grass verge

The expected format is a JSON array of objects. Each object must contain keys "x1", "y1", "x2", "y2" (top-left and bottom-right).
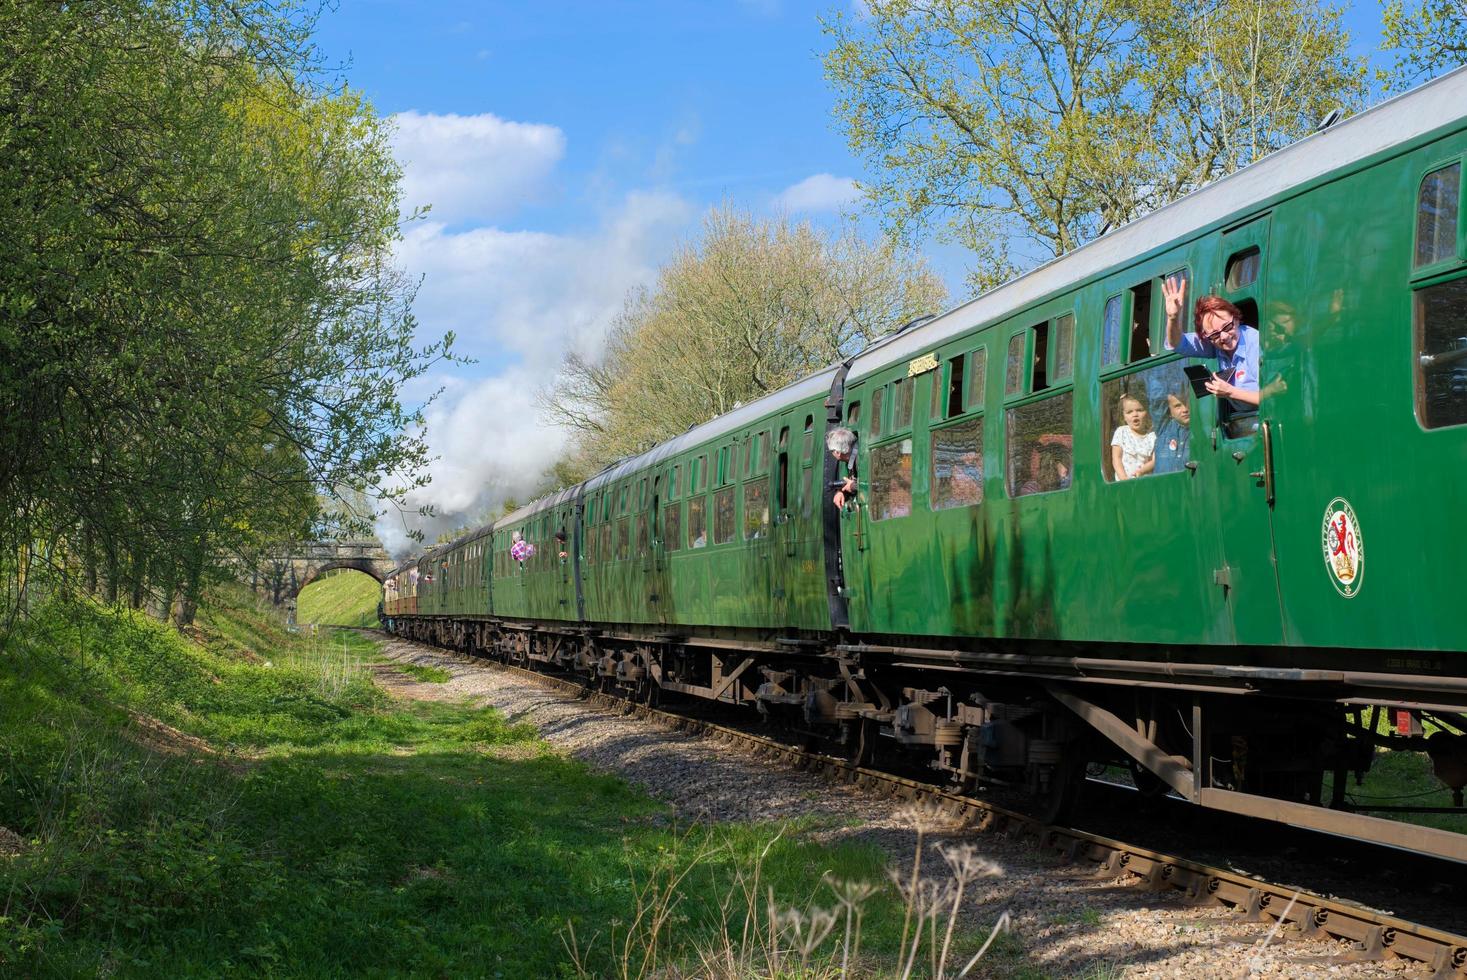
[
  {"x1": 0, "y1": 585, "x2": 1019, "y2": 977},
  {"x1": 295, "y1": 570, "x2": 380, "y2": 628}
]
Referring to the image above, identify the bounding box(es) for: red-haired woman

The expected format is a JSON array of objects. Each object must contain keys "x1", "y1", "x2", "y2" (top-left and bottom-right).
[{"x1": 1162, "y1": 276, "x2": 1261, "y2": 409}]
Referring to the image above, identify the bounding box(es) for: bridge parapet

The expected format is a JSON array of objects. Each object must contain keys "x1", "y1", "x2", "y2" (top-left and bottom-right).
[{"x1": 244, "y1": 539, "x2": 396, "y2": 608}]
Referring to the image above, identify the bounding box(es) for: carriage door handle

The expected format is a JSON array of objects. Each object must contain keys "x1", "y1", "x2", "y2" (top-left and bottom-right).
[{"x1": 1248, "y1": 420, "x2": 1276, "y2": 507}]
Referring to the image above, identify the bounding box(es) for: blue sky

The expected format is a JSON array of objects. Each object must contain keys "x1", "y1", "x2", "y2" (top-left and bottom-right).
[{"x1": 311, "y1": 2, "x2": 1392, "y2": 548}]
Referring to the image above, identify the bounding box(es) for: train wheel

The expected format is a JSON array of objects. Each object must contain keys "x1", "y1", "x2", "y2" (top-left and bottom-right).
[
  {"x1": 1129, "y1": 760, "x2": 1171, "y2": 799},
  {"x1": 848, "y1": 718, "x2": 876, "y2": 768},
  {"x1": 1036, "y1": 753, "x2": 1086, "y2": 826}
]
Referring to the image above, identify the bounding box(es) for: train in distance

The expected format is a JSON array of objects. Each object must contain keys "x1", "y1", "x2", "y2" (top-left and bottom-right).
[{"x1": 382, "y1": 66, "x2": 1467, "y2": 863}]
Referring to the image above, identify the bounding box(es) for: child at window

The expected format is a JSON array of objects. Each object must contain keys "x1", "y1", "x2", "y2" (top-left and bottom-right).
[
  {"x1": 1110, "y1": 393, "x2": 1155, "y2": 480},
  {"x1": 1153, "y1": 391, "x2": 1192, "y2": 475}
]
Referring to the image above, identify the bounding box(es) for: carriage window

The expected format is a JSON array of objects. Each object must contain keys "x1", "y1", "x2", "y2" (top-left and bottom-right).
[
  {"x1": 712, "y1": 487, "x2": 736, "y2": 544},
  {"x1": 1100, "y1": 362, "x2": 1194, "y2": 480},
  {"x1": 743, "y1": 481, "x2": 769, "y2": 539},
  {"x1": 1102, "y1": 295, "x2": 1123, "y2": 366},
  {"x1": 967, "y1": 348, "x2": 987, "y2": 410},
  {"x1": 616, "y1": 518, "x2": 629, "y2": 560},
  {"x1": 672, "y1": 465, "x2": 682, "y2": 499},
  {"x1": 945, "y1": 353, "x2": 966, "y2": 418},
  {"x1": 1226, "y1": 247, "x2": 1262, "y2": 290},
  {"x1": 1006, "y1": 393, "x2": 1073, "y2": 497},
  {"x1": 930, "y1": 361, "x2": 945, "y2": 420},
  {"x1": 1053, "y1": 313, "x2": 1075, "y2": 381},
  {"x1": 754, "y1": 430, "x2": 770, "y2": 473},
  {"x1": 1414, "y1": 275, "x2": 1467, "y2": 429},
  {"x1": 1005, "y1": 332, "x2": 1025, "y2": 395},
  {"x1": 776, "y1": 426, "x2": 791, "y2": 512},
  {"x1": 1030, "y1": 321, "x2": 1050, "y2": 391},
  {"x1": 802, "y1": 415, "x2": 815, "y2": 462},
  {"x1": 742, "y1": 434, "x2": 752, "y2": 477},
  {"x1": 870, "y1": 387, "x2": 885, "y2": 439},
  {"x1": 635, "y1": 515, "x2": 648, "y2": 557},
  {"x1": 695, "y1": 455, "x2": 708, "y2": 491},
  {"x1": 688, "y1": 496, "x2": 707, "y2": 548},
  {"x1": 868, "y1": 439, "x2": 914, "y2": 521},
  {"x1": 892, "y1": 377, "x2": 914, "y2": 430},
  {"x1": 1416, "y1": 163, "x2": 1461, "y2": 269},
  {"x1": 1129, "y1": 282, "x2": 1153, "y2": 362},
  {"x1": 664, "y1": 500, "x2": 682, "y2": 552},
  {"x1": 846, "y1": 400, "x2": 861, "y2": 426},
  {"x1": 931, "y1": 417, "x2": 984, "y2": 510},
  {"x1": 600, "y1": 522, "x2": 612, "y2": 561}
]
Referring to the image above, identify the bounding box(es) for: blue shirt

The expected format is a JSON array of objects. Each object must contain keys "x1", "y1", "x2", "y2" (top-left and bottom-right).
[
  {"x1": 1176, "y1": 324, "x2": 1260, "y2": 410},
  {"x1": 1153, "y1": 417, "x2": 1191, "y2": 475}
]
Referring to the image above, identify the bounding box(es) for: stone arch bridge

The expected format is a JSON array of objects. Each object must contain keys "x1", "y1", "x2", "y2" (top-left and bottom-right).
[{"x1": 247, "y1": 539, "x2": 396, "y2": 612}]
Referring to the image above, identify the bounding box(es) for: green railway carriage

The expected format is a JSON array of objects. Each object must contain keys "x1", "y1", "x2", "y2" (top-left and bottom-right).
[{"x1": 384, "y1": 69, "x2": 1467, "y2": 860}]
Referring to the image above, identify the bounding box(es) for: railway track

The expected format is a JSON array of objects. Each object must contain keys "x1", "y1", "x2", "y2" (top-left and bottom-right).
[{"x1": 464, "y1": 652, "x2": 1467, "y2": 978}]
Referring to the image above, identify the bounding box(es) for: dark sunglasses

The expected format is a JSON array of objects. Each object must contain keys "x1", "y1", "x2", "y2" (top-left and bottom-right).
[{"x1": 1201, "y1": 318, "x2": 1238, "y2": 342}]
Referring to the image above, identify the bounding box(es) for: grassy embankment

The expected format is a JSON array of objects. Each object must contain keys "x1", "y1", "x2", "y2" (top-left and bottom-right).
[
  {"x1": 0, "y1": 586, "x2": 1019, "y2": 977},
  {"x1": 295, "y1": 569, "x2": 380, "y2": 629}
]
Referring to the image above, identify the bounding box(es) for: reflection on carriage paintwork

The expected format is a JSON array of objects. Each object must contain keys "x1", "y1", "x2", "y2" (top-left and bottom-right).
[
  {"x1": 1007, "y1": 393, "x2": 1072, "y2": 498},
  {"x1": 932, "y1": 417, "x2": 984, "y2": 510},
  {"x1": 869, "y1": 439, "x2": 913, "y2": 520}
]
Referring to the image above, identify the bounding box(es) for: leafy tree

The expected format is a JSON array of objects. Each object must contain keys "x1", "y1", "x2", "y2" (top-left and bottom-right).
[
  {"x1": 1382, "y1": 0, "x2": 1467, "y2": 88},
  {"x1": 822, "y1": 0, "x2": 1365, "y2": 291},
  {"x1": 541, "y1": 207, "x2": 946, "y2": 477},
  {"x1": 0, "y1": 1, "x2": 452, "y2": 626}
]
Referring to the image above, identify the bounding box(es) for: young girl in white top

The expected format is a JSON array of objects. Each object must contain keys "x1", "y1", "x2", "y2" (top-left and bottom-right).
[{"x1": 1110, "y1": 393, "x2": 1156, "y2": 480}]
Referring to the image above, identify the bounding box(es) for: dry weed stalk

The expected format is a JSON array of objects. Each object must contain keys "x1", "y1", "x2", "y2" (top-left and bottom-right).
[{"x1": 558, "y1": 812, "x2": 1013, "y2": 979}]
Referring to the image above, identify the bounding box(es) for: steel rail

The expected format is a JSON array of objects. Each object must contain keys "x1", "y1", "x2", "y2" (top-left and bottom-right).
[{"x1": 475, "y1": 655, "x2": 1467, "y2": 978}]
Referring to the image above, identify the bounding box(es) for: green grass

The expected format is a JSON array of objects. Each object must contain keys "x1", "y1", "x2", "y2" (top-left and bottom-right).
[
  {"x1": 295, "y1": 569, "x2": 380, "y2": 628},
  {"x1": 1324, "y1": 749, "x2": 1467, "y2": 835},
  {"x1": 0, "y1": 585, "x2": 1017, "y2": 977},
  {"x1": 395, "y1": 662, "x2": 452, "y2": 684}
]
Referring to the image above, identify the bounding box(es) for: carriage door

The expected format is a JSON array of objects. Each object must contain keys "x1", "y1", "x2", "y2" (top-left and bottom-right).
[
  {"x1": 769, "y1": 420, "x2": 797, "y2": 625},
  {"x1": 555, "y1": 506, "x2": 575, "y2": 617},
  {"x1": 648, "y1": 474, "x2": 670, "y2": 624},
  {"x1": 1208, "y1": 214, "x2": 1286, "y2": 645}
]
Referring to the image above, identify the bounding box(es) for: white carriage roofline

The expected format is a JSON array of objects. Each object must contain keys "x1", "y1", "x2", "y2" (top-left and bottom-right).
[{"x1": 482, "y1": 66, "x2": 1467, "y2": 540}]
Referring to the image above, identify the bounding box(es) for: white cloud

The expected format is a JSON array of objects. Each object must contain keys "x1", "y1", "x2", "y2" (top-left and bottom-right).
[
  {"x1": 377, "y1": 190, "x2": 696, "y2": 554},
  {"x1": 396, "y1": 190, "x2": 692, "y2": 369},
  {"x1": 774, "y1": 173, "x2": 861, "y2": 213},
  {"x1": 390, "y1": 110, "x2": 566, "y2": 224},
  {"x1": 376, "y1": 375, "x2": 567, "y2": 557}
]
